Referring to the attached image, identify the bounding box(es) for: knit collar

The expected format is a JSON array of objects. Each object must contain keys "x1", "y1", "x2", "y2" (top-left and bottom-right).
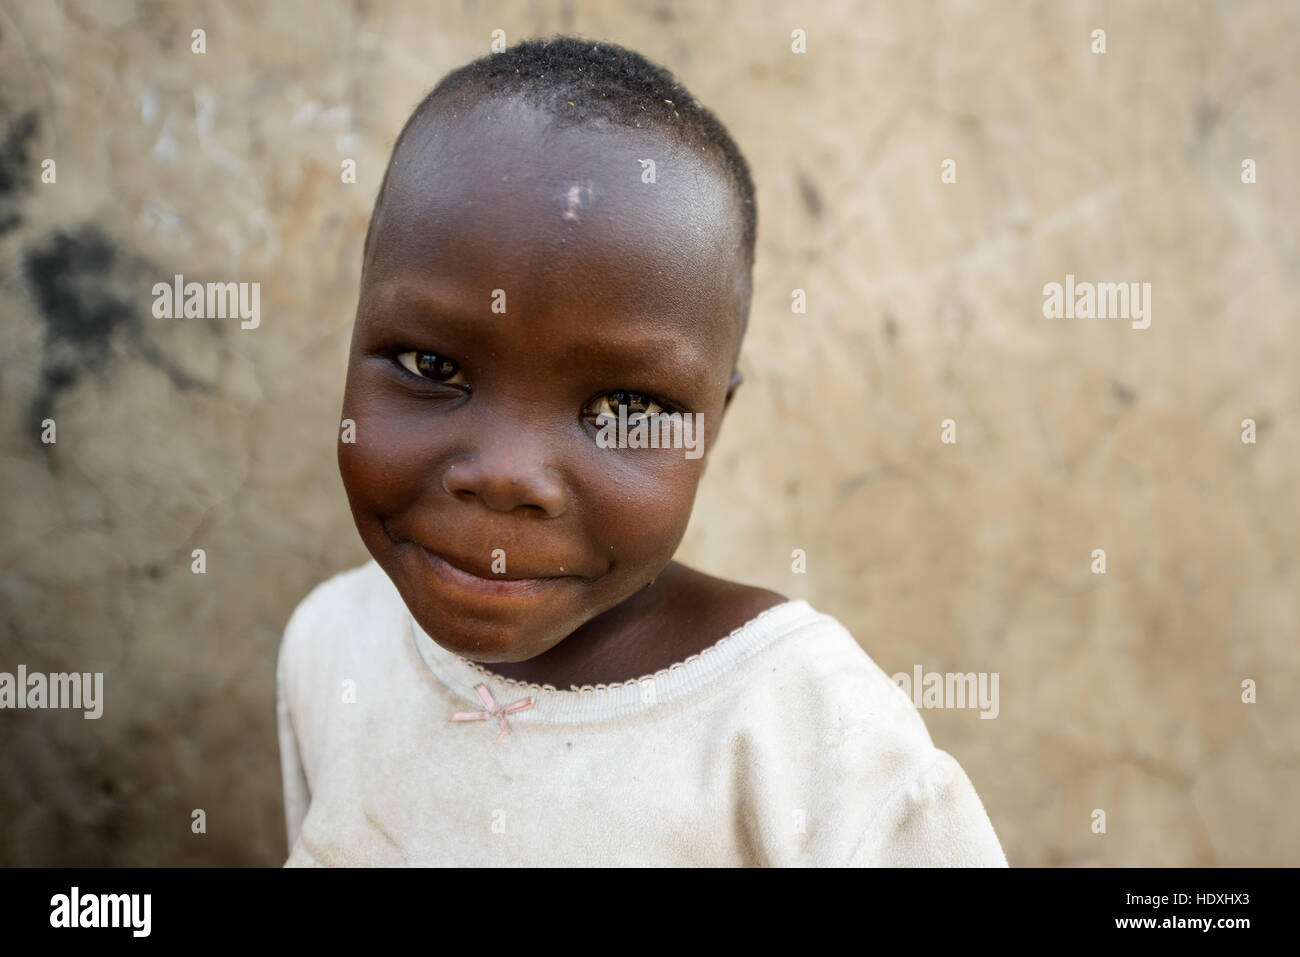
[{"x1": 407, "y1": 599, "x2": 816, "y2": 725}]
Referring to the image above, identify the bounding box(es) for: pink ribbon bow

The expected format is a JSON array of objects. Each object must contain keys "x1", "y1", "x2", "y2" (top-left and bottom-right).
[{"x1": 451, "y1": 683, "x2": 534, "y2": 742}]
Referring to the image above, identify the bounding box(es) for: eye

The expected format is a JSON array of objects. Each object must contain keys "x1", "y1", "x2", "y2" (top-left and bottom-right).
[
  {"x1": 395, "y1": 351, "x2": 467, "y2": 386},
  {"x1": 586, "y1": 390, "x2": 665, "y2": 419}
]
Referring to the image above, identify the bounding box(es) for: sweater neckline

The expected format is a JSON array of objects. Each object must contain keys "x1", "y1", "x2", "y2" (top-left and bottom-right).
[{"x1": 407, "y1": 599, "x2": 816, "y2": 724}]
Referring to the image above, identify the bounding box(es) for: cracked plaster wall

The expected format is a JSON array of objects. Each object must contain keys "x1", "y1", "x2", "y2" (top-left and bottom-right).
[{"x1": 0, "y1": 0, "x2": 1296, "y2": 865}]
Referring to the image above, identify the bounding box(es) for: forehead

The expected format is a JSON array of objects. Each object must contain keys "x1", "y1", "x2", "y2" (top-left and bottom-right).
[{"x1": 364, "y1": 96, "x2": 746, "y2": 345}]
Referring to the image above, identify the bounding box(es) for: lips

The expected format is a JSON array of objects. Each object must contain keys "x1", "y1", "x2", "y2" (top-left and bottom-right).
[
  {"x1": 417, "y1": 544, "x2": 573, "y2": 598},
  {"x1": 381, "y1": 516, "x2": 598, "y2": 599}
]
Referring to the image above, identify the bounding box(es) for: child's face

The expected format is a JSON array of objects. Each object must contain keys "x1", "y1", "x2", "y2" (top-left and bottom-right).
[{"x1": 340, "y1": 97, "x2": 748, "y2": 664}]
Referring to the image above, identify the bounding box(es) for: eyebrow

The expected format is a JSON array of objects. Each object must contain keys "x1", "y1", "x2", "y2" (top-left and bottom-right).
[
  {"x1": 363, "y1": 279, "x2": 721, "y2": 383},
  {"x1": 559, "y1": 328, "x2": 714, "y2": 384}
]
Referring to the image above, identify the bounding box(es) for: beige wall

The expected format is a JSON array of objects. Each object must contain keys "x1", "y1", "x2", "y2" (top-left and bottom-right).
[{"x1": 0, "y1": 0, "x2": 1295, "y2": 865}]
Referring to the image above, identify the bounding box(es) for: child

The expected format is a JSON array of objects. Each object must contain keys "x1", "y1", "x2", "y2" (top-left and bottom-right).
[{"x1": 277, "y1": 36, "x2": 1008, "y2": 867}]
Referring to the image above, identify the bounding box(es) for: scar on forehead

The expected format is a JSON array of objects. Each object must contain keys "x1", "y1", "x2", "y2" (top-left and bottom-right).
[{"x1": 560, "y1": 182, "x2": 595, "y2": 221}]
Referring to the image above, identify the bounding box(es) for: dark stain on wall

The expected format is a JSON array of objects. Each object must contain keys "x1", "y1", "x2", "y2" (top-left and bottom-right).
[
  {"x1": 24, "y1": 228, "x2": 133, "y2": 348},
  {"x1": 22, "y1": 226, "x2": 214, "y2": 447},
  {"x1": 0, "y1": 107, "x2": 38, "y2": 233}
]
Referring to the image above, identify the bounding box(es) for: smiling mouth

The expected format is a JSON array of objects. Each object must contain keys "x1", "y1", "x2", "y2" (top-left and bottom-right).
[{"x1": 417, "y1": 545, "x2": 567, "y2": 598}]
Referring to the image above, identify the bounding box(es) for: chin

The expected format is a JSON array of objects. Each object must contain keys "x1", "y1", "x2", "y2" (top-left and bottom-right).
[
  {"x1": 359, "y1": 533, "x2": 537, "y2": 641},
  {"x1": 391, "y1": 561, "x2": 586, "y2": 665},
  {"x1": 419, "y1": 614, "x2": 543, "y2": 663}
]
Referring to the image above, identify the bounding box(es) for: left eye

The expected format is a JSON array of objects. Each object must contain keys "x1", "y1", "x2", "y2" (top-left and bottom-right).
[
  {"x1": 396, "y1": 351, "x2": 467, "y2": 385},
  {"x1": 587, "y1": 391, "x2": 665, "y2": 418}
]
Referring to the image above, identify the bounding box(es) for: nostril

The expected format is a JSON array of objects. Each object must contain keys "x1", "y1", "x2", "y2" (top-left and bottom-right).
[{"x1": 441, "y1": 455, "x2": 566, "y2": 517}]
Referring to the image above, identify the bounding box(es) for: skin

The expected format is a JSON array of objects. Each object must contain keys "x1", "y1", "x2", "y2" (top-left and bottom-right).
[{"x1": 339, "y1": 94, "x2": 784, "y2": 689}]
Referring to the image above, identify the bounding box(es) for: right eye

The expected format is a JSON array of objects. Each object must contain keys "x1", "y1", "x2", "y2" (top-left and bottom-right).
[{"x1": 395, "y1": 351, "x2": 467, "y2": 386}]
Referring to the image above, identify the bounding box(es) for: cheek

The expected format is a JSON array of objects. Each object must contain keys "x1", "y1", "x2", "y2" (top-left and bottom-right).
[
  {"x1": 579, "y1": 450, "x2": 704, "y2": 569},
  {"x1": 337, "y1": 371, "x2": 445, "y2": 517}
]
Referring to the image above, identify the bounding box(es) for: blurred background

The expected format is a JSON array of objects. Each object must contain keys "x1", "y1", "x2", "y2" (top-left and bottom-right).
[{"x1": 0, "y1": 0, "x2": 1296, "y2": 866}]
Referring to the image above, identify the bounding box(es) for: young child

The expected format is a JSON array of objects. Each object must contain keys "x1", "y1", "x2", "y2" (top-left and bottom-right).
[{"x1": 277, "y1": 36, "x2": 1008, "y2": 867}]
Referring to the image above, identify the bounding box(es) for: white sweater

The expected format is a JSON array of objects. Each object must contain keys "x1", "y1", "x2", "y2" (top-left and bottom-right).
[{"x1": 277, "y1": 560, "x2": 1008, "y2": 866}]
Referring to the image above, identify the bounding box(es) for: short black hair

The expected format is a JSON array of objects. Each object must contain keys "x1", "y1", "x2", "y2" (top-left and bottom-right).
[{"x1": 363, "y1": 35, "x2": 757, "y2": 300}]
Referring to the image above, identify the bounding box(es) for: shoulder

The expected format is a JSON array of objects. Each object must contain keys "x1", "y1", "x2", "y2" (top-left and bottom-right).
[
  {"x1": 664, "y1": 564, "x2": 938, "y2": 769},
  {"x1": 741, "y1": 598, "x2": 938, "y2": 757},
  {"x1": 713, "y1": 593, "x2": 948, "y2": 809},
  {"x1": 718, "y1": 601, "x2": 1007, "y2": 864}
]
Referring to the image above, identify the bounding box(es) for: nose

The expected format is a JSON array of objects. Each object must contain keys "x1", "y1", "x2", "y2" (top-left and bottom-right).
[{"x1": 441, "y1": 436, "x2": 567, "y2": 517}]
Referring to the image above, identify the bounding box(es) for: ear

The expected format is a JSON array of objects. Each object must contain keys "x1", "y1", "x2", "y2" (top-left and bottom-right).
[
  {"x1": 723, "y1": 368, "x2": 744, "y2": 412},
  {"x1": 704, "y1": 369, "x2": 744, "y2": 468}
]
